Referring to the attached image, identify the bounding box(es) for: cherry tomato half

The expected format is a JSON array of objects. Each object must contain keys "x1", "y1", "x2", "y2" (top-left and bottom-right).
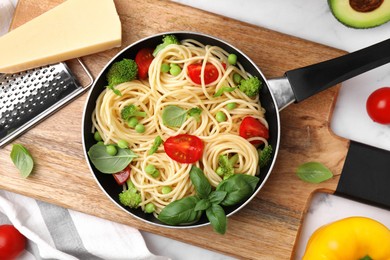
[
  {"x1": 187, "y1": 62, "x2": 219, "y2": 85},
  {"x1": 366, "y1": 87, "x2": 390, "y2": 125},
  {"x1": 113, "y1": 165, "x2": 130, "y2": 185},
  {"x1": 239, "y1": 116, "x2": 269, "y2": 145},
  {"x1": 0, "y1": 225, "x2": 26, "y2": 260},
  {"x1": 135, "y1": 48, "x2": 154, "y2": 80},
  {"x1": 164, "y1": 134, "x2": 204, "y2": 163}
]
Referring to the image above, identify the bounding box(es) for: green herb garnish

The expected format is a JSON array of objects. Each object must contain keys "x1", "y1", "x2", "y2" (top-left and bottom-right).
[
  {"x1": 158, "y1": 166, "x2": 259, "y2": 234},
  {"x1": 10, "y1": 144, "x2": 34, "y2": 178},
  {"x1": 296, "y1": 162, "x2": 333, "y2": 183},
  {"x1": 87, "y1": 143, "x2": 137, "y2": 174}
]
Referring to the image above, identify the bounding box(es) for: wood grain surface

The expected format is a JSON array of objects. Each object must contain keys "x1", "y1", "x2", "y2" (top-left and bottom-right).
[{"x1": 0, "y1": 0, "x2": 350, "y2": 259}]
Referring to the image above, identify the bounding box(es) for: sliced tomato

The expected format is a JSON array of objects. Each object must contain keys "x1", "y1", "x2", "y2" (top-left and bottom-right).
[
  {"x1": 164, "y1": 134, "x2": 204, "y2": 163},
  {"x1": 239, "y1": 116, "x2": 269, "y2": 145},
  {"x1": 135, "y1": 48, "x2": 154, "y2": 80},
  {"x1": 113, "y1": 165, "x2": 130, "y2": 185},
  {"x1": 187, "y1": 62, "x2": 219, "y2": 85}
]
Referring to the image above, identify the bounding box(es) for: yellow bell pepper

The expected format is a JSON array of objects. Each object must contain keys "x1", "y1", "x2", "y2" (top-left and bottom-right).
[{"x1": 303, "y1": 217, "x2": 390, "y2": 260}]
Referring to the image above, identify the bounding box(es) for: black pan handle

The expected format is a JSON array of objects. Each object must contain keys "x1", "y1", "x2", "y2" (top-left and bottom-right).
[{"x1": 285, "y1": 38, "x2": 390, "y2": 102}]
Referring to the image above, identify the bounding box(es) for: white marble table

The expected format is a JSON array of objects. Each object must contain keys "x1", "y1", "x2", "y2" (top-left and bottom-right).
[{"x1": 2, "y1": 0, "x2": 390, "y2": 259}]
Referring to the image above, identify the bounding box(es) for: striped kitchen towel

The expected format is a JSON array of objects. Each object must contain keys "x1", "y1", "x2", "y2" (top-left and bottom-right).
[{"x1": 0, "y1": 190, "x2": 170, "y2": 260}]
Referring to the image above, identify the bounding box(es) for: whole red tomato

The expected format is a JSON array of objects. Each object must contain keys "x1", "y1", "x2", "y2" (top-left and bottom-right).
[
  {"x1": 0, "y1": 225, "x2": 26, "y2": 260},
  {"x1": 366, "y1": 87, "x2": 390, "y2": 124}
]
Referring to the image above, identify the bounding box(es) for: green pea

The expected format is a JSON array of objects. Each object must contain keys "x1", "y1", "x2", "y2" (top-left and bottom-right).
[
  {"x1": 145, "y1": 164, "x2": 160, "y2": 177},
  {"x1": 94, "y1": 131, "x2": 102, "y2": 142},
  {"x1": 97, "y1": 141, "x2": 104, "y2": 145},
  {"x1": 106, "y1": 145, "x2": 117, "y2": 156},
  {"x1": 216, "y1": 111, "x2": 227, "y2": 122},
  {"x1": 228, "y1": 54, "x2": 237, "y2": 65},
  {"x1": 144, "y1": 203, "x2": 155, "y2": 213},
  {"x1": 117, "y1": 140, "x2": 128, "y2": 149},
  {"x1": 226, "y1": 102, "x2": 237, "y2": 110},
  {"x1": 135, "y1": 124, "x2": 145, "y2": 133},
  {"x1": 150, "y1": 170, "x2": 160, "y2": 178},
  {"x1": 127, "y1": 117, "x2": 138, "y2": 128},
  {"x1": 145, "y1": 164, "x2": 156, "y2": 174},
  {"x1": 161, "y1": 63, "x2": 170, "y2": 73},
  {"x1": 162, "y1": 186, "x2": 172, "y2": 194},
  {"x1": 170, "y1": 64, "x2": 182, "y2": 76},
  {"x1": 233, "y1": 73, "x2": 242, "y2": 84}
]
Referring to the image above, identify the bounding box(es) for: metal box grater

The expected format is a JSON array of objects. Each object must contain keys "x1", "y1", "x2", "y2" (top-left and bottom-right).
[{"x1": 0, "y1": 59, "x2": 93, "y2": 147}]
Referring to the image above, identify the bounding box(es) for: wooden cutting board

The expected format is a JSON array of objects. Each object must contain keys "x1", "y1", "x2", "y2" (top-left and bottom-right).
[{"x1": 0, "y1": 0, "x2": 349, "y2": 259}]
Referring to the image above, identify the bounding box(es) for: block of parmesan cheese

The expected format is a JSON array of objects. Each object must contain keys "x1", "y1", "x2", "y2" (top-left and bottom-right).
[{"x1": 0, "y1": 0, "x2": 122, "y2": 74}]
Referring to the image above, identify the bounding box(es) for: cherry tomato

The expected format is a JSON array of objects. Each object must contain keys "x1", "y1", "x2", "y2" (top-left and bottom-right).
[
  {"x1": 239, "y1": 116, "x2": 269, "y2": 145},
  {"x1": 113, "y1": 165, "x2": 130, "y2": 185},
  {"x1": 187, "y1": 62, "x2": 219, "y2": 85},
  {"x1": 135, "y1": 48, "x2": 154, "y2": 80},
  {"x1": 0, "y1": 225, "x2": 26, "y2": 260},
  {"x1": 164, "y1": 134, "x2": 204, "y2": 163},
  {"x1": 366, "y1": 87, "x2": 390, "y2": 124}
]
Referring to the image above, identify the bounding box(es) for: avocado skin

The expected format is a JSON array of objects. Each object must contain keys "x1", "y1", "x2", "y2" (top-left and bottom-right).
[{"x1": 328, "y1": 0, "x2": 390, "y2": 29}]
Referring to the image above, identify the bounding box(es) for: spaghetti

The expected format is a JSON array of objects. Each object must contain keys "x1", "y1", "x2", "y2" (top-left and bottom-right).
[{"x1": 91, "y1": 37, "x2": 268, "y2": 215}]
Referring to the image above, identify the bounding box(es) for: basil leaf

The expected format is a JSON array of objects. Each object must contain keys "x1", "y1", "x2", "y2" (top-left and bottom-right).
[
  {"x1": 206, "y1": 204, "x2": 227, "y2": 234},
  {"x1": 148, "y1": 136, "x2": 163, "y2": 155},
  {"x1": 10, "y1": 144, "x2": 34, "y2": 178},
  {"x1": 162, "y1": 105, "x2": 187, "y2": 128},
  {"x1": 87, "y1": 143, "x2": 137, "y2": 174},
  {"x1": 194, "y1": 199, "x2": 211, "y2": 211},
  {"x1": 190, "y1": 166, "x2": 212, "y2": 199},
  {"x1": 296, "y1": 162, "x2": 333, "y2": 183},
  {"x1": 158, "y1": 196, "x2": 201, "y2": 225},
  {"x1": 217, "y1": 174, "x2": 259, "y2": 206},
  {"x1": 208, "y1": 191, "x2": 227, "y2": 205},
  {"x1": 187, "y1": 107, "x2": 202, "y2": 122}
]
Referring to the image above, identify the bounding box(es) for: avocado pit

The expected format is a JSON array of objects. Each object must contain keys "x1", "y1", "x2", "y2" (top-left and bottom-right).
[{"x1": 350, "y1": 0, "x2": 384, "y2": 12}]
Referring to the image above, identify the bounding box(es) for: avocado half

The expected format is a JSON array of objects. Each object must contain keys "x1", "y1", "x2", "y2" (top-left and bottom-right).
[{"x1": 328, "y1": 0, "x2": 390, "y2": 28}]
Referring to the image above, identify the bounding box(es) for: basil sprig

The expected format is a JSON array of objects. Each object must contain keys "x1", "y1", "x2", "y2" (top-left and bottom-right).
[
  {"x1": 87, "y1": 143, "x2": 137, "y2": 174},
  {"x1": 10, "y1": 144, "x2": 34, "y2": 178},
  {"x1": 216, "y1": 174, "x2": 259, "y2": 206},
  {"x1": 157, "y1": 196, "x2": 202, "y2": 225},
  {"x1": 158, "y1": 166, "x2": 259, "y2": 234}
]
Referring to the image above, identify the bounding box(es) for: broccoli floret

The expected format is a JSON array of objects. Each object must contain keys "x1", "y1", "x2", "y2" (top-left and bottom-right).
[
  {"x1": 119, "y1": 180, "x2": 142, "y2": 208},
  {"x1": 238, "y1": 76, "x2": 262, "y2": 97},
  {"x1": 258, "y1": 145, "x2": 273, "y2": 168},
  {"x1": 216, "y1": 154, "x2": 239, "y2": 179},
  {"x1": 153, "y1": 35, "x2": 180, "y2": 57},
  {"x1": 106, "y1": 59, "x2": 138, "y2": 95},
  {"x1": 121, "y1": 104, "x2": 147, "y2": 121}
]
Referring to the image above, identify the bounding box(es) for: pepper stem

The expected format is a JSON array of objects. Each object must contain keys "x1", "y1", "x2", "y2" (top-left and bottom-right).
[{"x1": 360, "y1": 256, "x2": 373, "y2": 260}]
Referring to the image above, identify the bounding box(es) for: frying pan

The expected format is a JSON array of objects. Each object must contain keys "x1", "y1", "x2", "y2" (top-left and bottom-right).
[{"x1": 82, "y1": 31, "x2": 390, "y2": 229}]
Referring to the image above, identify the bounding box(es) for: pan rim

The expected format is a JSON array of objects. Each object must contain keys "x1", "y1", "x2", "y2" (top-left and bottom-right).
[{"x1": 81, "y1": 30, "x2": 281, "y2": 229}]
